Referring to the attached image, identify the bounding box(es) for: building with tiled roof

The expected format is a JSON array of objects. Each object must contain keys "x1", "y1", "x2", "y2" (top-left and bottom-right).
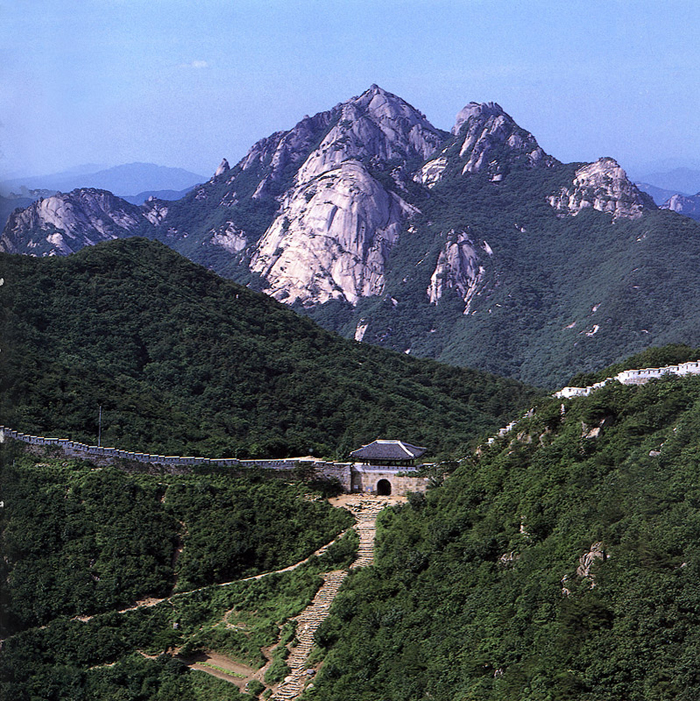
[{"x1": 350, "y1": 439, "x2": 427, "y2": 467}]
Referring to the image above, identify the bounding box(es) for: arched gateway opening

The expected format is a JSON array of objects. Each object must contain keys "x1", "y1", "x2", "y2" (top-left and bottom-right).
[{"x1": 376, "y1": 479, "x2": 392, "y2": 496}]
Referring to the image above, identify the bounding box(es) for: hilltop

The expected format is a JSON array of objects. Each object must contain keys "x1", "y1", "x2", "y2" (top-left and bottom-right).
[{"x1": 0, "y1": 237, "x2": 537, "y2": 459}]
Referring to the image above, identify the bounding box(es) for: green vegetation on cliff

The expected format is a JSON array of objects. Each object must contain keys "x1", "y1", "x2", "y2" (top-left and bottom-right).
[
  {"x1": 0, "y1": 238, "x2": 538, "y2": 459},
  {"x1": 309, "y1": 369, "x2": 700, "y2": 700}
]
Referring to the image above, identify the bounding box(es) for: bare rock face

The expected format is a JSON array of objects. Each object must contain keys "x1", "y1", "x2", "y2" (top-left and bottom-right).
[
  {"x1": 414, "y1": 156, "x2": 448, "y2": 189},
  {"x1": 296, "y1": 85, "x2": 445, "y2": 182},
  {"x1": 454, "y1": 102, "x2": 554, "y2": 174},
  {"x1": 234, "y1": 110, "x2": 338, "y2": 200},
  {"x1": 246, "y1": 86, "x2": 445, "y2": 305},
  {"x1": 0, "y1": 189, "x2": 145, "y2": 255},
  {"x1": 427, "y1": 229, "x2": 490, "y2": 312},
  {"x1": 213, "y1": 158, "x2": 230, "y2": 179},
  {"x1": 250, "y1": 161, "x2": 417, "y2": 305},
  {"x1": 548, "y1": 157, "x2": 649, "y2": 219},
  {"x1": 210, "y1": 222, "x2": 247, "y2": 254},
  {"x1": 577, "y1": 542, "x2": 607, "y2": 584},
  {"x1": 142, "y1": 197, "x2": 169, "y2": 225},
  {"x1": 661, "y1": 192, "x2": 700, "y2": 220},
  {"x1": 416, "y1": 102, "x2": 555, "y2": 186}
]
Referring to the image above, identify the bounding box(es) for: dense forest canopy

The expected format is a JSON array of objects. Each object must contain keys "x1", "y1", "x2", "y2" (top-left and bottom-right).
[
  {"x1": 308, "y1": 371, "x2": 700, "y2": 700},
  {"x1": 0, "y1": 446, "x2": 352, "y2": 638},
  {"x1": 0, "y1": 238, "x2": 538, "y2": 460}
]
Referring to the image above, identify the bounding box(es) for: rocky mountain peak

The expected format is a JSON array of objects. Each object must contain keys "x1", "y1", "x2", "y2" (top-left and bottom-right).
[
  {"x1": 214, "y1": 158, "x2": 230, "y2": 178},
  {"x1": 660, "y1": 192, "x2": 700, "y2": 220},
  {"x1": 0, "y1": 188, "x2": 145, "y2": 256},
  {"x1": 548, "y1": 157, "x2": 651, "y2": 219},
  {"x1": 296, "y1": 86, "x2": 446, "y2": 182},
  {"x1": 451, "y1": 101, "x2": 506, "y2": 135},
  {"x1": 416, "y1": 101, "x2": 555, "y2": 187},
  {"x1": 454, "y1": 101, "x2": 555, "y2": 177}
]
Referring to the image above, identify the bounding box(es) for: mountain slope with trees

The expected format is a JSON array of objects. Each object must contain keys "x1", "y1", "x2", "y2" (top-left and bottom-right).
[
  {"x1": 0, "y1": 443, "x2": 358, "y2": 700},
  {"x1": 309, "y1": 361, "x2": 700, "y2": 700},
  {"x1": 0, "y1": 237, "x2": 537, "y2": 459},
  {"x1": 6, "y1": 87, "x2": 700, "y2": 385}
]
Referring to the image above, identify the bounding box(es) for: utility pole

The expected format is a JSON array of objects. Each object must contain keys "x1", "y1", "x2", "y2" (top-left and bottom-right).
[{"x1": 98, "y1": 406, "x2": 102, "y2": 447}]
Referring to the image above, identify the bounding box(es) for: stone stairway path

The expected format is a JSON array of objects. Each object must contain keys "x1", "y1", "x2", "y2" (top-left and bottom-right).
[
  {"x1": 270, "y1": 495, "x2": 394, "y2": 700},
  {"x1": 272, "y1": 570, "x2": 348, "y2": 700}
]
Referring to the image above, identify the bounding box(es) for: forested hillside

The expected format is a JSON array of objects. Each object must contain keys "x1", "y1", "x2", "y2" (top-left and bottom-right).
[
  {"x1": 0, "y1": 447, "x2": 352, "y2": 639},
  {"x1": 309, "y1": 368, "x2": 700, "y2": 700},
  {"x1": 0, "y1": 238, "x2": 538, "y2": 459},
  {"x1": 0, "y1": 442, "x2": 357, "y2": 700}
]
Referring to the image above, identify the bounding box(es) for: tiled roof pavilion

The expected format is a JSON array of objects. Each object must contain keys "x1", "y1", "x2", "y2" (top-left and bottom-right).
[{"x1": 350, "y1": 439, "x2": 427, "y2": 465}]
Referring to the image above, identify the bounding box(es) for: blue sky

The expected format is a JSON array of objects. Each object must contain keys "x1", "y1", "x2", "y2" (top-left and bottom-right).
[{"x1": 2, "y1": 0, "x2": 700, "y2": 179}]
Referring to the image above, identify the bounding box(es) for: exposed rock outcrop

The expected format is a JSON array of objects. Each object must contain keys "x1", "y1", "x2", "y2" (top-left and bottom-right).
[
  {"x1": 210, "y1": 222, "x2": 247, "y2": 253},
  {"x1": 214, "y1": 158, "x2": 230, "y2": 179},
  {"x1": 142, "y1": 198, "x2": 169, "y2": 225},
  {"x1": 416, "y1": 102, "x2": 555, "y2": 186},
  {"x1": 0, "y1": 188, "x2": 145, "y2": 255},
  {"x1": 250, "y1": 161, "x2": 418, "y2": 305},
  {"x1": 296, "y1": 85, "x2": 446, "y2": 182},
  {"x1": 577, "y1": 542, "x2": 607, "y2": 584},
  {"x1": 427, "y1": 229, "x2": 489, "y2": 312},
  {"x1": 548, "y1": 157, "x2": 650, "y2": 219}
]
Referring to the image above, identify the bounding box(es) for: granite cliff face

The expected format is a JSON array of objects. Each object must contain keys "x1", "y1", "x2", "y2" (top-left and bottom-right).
[
  {"x1": 4, "y1": 86, "x2": 684, "y2": 386},
  {"x1": 415, "y1": 101, "x2": 556, "y2": 187},
  {"x1": 247, "y1": 85, "x2": 439, "y2": 305},
  {"x1": 427, "y1": 230, "x2": 491, "y2": 313},
  {"x1": 548, "y1": 157, "x2": 650, "y2": 219},
  {"x1": 0, "y1": 189, "x2": 145, "y2": 255},
  {"x1": 250, "y1": 161, "x2": 418, "y2": 305}
]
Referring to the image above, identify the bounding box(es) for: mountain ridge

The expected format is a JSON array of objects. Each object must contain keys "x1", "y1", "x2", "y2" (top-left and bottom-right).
[
  {"x1": 6, "y1": 85, "x2": 700, "y2": 387},
  {"x1": 0, "y1": 162, "x2": 206, "y2": 198}
]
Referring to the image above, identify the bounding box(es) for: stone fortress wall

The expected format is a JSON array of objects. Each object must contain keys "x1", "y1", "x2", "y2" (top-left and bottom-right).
[
  {"x1": 0, "y1": 426, "x2": 427, "y2": 496},
  {"x1": 554, "y1": 360, "x2": 700, "y2": 399},
  {"x1": 486, "y1": 359, "x2": 700, "y2": 446},
  {"x1": 5, "y1": 360, "x2": 699, "y2": 495}
]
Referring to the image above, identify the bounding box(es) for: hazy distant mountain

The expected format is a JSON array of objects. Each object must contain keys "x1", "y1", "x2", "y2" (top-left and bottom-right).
[
  {"x1": 632, "y1": 167, "x2": 700, "y2": 196},
  {"x1": 1, "y1": 162, "x2": 205, "y2": 198},
  {"x1": 8, "y1": 85, "x2": 700, "y2": 387},
  {"x1": 121, "y1": 187, "x2": 195, "y2": 205},
  {"x1": 661, "y1": 192, "x2": 700, "y2": 220},
  {"x1": 633, "y1": 181, "x2": 682, "y2": 205}
]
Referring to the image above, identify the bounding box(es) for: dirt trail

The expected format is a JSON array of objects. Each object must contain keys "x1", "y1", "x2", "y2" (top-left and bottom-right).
[
  {"x1": 70, "y1": 527, "x2": 352, "y2": 624},
  {"x1": 64, "y1": 494, "x2": 398, "y2": 699}
]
